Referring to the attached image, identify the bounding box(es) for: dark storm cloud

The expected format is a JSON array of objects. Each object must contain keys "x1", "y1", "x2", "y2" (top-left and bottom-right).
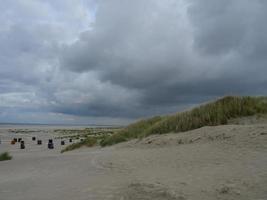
[
  {"x1": 0, "y1": 0, "x2": 267, "y2": 123},
  {"x1": 58, "y1": 0, "x2": 267, "y2": 119}
]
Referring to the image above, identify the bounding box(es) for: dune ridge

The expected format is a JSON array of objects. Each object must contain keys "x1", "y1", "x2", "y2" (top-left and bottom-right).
[{"x1": 100, "y1": 96, "x2": 267, "y2": 146}]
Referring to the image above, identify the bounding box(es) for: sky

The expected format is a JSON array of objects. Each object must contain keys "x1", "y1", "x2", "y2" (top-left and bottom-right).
[{"x1": 0, "y1": 0, "x2": 266, "y2": 125}]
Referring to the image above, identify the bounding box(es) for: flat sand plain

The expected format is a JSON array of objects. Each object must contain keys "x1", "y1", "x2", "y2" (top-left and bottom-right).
[{"x1": 0, "y1": 123, "x2": 267, "y2": 200}]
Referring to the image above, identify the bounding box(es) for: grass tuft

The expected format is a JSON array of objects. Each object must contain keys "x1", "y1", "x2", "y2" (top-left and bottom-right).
[
  {"x1": 61, "y1": 137, "x2": 97, "y2": 153},
  {"x1": 100, "y1": 116, "x2": 163, "y2": 146},
  {"x1": 100, "y1": 96, "x2": 267, "y2": 146},
  {"x1": 0, "y1": 152, "x2": 12, "y2": 161}
]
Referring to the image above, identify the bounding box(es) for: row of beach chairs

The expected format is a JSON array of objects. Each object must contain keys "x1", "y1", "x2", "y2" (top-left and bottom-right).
[{"x1": 9, "y1": 137, "x2": 75, "y2": 149}]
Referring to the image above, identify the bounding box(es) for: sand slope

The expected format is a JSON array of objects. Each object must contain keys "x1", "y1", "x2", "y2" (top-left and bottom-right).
[{"x1": 0, "y1": 124, "x2": 267, "y2": 200}]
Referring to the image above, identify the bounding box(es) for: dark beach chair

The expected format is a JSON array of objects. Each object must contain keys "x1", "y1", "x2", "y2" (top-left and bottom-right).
[
  {"x1": 61, "y1": 141, "x2": 65, "y2": 145},
  {"x1": 48, "y1": 139, "x2": 54, "y2": 149},
  {"x1": 20, "y1": 141, "x2": 25, "y2": 149},
  {"x1": 37, "y1": 140, "x2": 42, "y2": 145}
]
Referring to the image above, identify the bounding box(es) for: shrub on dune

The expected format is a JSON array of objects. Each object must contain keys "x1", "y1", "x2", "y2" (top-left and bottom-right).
[{"x1": 0, "y1": 152, "x2": 12, "y2": 161}]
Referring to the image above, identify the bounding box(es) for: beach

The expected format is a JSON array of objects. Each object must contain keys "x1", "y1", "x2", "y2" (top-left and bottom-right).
[{"x1": 0, "y1": 123, "x2": 267, "y2": 200}]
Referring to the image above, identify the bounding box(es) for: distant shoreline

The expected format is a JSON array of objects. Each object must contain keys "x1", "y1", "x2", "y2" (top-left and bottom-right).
[{"x1": 0, "y1": 123, "x2": 123, "y2": 128}]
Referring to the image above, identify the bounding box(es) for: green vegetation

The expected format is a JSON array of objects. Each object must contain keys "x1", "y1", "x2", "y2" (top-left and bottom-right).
[
  {"x1": 0, "y1": 152, "x2": 12, "y2": 161},
  {"x1": 60, "y1": 127, "x2": 123, "y2": 153},
  {"x1": 100, "y1": 116, "x2": 163, "y2": 146},
  {"x1": 100, "y1": 96, "x2": 267, "y2": 146},
  {"x1": 55, "y1": 127, "x2": 119, "y2": 140},
  {"x1": 60, "y1": 96, "x2": 267, "y2": 151},
  {"x1": 61, "y1": 137, "x2": 97, "y2": 153}
]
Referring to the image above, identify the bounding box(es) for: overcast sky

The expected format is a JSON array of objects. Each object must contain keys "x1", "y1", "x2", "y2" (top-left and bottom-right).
[{"x1": 0, "y1": 0, "x2": 266, "y2": 125}]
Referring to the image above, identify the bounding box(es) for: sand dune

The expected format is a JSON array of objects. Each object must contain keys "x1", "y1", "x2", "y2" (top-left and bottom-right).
[{"x1": 0, "y1": 123, "x2": 267, "y2": 200}]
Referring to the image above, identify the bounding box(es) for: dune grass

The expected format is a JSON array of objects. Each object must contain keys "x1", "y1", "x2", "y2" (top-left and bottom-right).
[
  {"x1": 100, "y1": 96, "x2": 267, "y2": 146},
  {"x1": 99, "y1": 116, "x2": 163, "y2": 147},
  {"x1": 61, "y1": 137, "x2": 97, "y2": 153},
  {"x1": 0, "y1": 152, "x2": 12, "y2": 161}
]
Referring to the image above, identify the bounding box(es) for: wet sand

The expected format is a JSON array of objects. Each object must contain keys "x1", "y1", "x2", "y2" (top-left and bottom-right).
[{"x1": 0, "y1": 124, "x2": 267, "y2": 200}]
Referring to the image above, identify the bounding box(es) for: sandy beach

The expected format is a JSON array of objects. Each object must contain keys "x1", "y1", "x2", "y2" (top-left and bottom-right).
[
  {"x1": 0, "y1": 123, "x2": 267, "y2": 200},
  {"x1": 1, "y1": 0, "x2": 267, "y2": 199}
]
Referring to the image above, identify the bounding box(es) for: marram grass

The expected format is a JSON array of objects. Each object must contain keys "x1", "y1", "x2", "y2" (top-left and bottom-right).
[
  {"x1": 100, "y1": 96, "x2": 267, "y2": 146},
  {"x1": 61, "y1": 137, "x2": 97, "y2": 153}
]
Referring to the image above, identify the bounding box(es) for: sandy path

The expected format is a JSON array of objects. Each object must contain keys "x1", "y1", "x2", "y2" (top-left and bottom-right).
[{"x1": 0, "y1": 124, "x2": 267, "y2": 200}]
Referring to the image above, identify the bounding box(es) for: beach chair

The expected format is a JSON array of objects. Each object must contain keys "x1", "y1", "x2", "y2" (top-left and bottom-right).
[
  {"x1": 20, "y1": 141, "x2": 25, "y2": 149},
  {"x1": 48, "y1": 139, "x2": 54, "y2": 149}
]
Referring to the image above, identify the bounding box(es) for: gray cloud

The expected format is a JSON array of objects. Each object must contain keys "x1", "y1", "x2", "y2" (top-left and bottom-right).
[
  {"x1": 188, "y1": 0, "x2": 267, "y2": 56},
  {"x1": 59, "y1": 0, "x2": 267, "y2": 116},
  {"x1": 0, "y1": 0, "x2": 267, "y2": 124}
]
